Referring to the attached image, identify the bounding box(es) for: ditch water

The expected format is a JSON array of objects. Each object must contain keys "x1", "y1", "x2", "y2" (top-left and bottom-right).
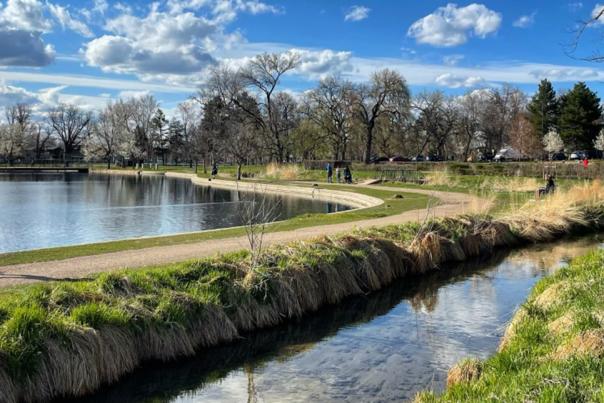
[
  {"x1": 0, "y1": 173, "x2": 350, "y2": 253},
  {"x1": 71, "y1": 236, "x2": 603, "y2": 403}
]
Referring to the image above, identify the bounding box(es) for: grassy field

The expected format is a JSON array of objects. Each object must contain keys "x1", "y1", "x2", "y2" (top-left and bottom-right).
[
  {"x1": 0, "y1": 181, "x2": 602, "y2": 402},
  {"x1": 0, "y1": 184, "x2": 433, "y2": 267},
  {"x1": 416, "y1": 249, "x2": 604, "y2": 402}
]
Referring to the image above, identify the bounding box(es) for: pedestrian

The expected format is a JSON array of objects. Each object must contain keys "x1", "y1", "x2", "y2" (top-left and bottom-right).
[
  {"x1": 326, "y1": 162, "x2": 333, "y2": 183},
  {"x1": 344, "y1": 166, "x2": 353, "y2": 184},
  {"x1": 335, "y1": 166, "x2": 341, "y2": 183},
  {"x1": 210, "y1": 162, "x2": 218, "y2": 181},
  {"x1": 583, "y1": 157, "x2": 589, "y2": 170}
]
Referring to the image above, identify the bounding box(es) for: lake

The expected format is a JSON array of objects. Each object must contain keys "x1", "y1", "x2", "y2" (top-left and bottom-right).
[{"x1": 0, "y1": 173, "x2": 350, "y2": 253}]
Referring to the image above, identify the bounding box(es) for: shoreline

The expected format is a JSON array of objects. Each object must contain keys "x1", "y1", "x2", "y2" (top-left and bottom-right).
[
  {"x1": 92, "y1": 169, "x2": 384, "y2": 210},
  {"x1": 0, "y1": 186, "x2": 601, "y2": 401}
]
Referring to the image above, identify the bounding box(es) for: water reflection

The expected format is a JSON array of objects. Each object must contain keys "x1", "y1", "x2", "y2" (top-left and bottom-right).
[
  {"x1": 69, "y1": 236, "x2": 602, "y2": 403},
  {"x1": 0, "y1": 173, "x2": 349, "y2": 253}
]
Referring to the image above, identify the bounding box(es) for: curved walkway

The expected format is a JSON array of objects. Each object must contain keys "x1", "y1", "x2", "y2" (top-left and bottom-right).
[{"x1": 0, "y1": 184, "x2": 484, "y2": 288}]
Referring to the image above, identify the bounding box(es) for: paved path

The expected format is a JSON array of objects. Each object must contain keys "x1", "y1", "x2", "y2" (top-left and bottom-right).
[{"x1": 0, "y1": 185, "x2": 484, "y2": 288}]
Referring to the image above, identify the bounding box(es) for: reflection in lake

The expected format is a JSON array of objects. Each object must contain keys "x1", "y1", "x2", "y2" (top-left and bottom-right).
[
  {"x1": 0, "y1": 173, "x2": 349, "y2": 253},
  {"x1": 70, "y1": 236, "x2": 603, "y2": 403}
]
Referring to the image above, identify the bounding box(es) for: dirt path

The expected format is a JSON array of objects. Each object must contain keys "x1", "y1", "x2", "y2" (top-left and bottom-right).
[{"x1": 0, "y1": 185, "x2": 484, "y2": 288}]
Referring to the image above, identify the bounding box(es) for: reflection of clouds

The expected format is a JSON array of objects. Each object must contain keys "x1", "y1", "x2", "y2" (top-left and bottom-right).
[
  {"x1": 1, "y1": 174, "x2": 343, "y2": 252},
  {"x1": 178, "y1": 238, "x2": 601, "y2": 403}
]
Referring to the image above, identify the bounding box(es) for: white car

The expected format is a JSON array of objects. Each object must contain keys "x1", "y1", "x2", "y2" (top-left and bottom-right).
[{"x1": 494, "y1": 148, "x2": 524, "y2": 162}]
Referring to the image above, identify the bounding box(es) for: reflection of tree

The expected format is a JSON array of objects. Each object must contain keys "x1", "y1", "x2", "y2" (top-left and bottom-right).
[{"x1": 245, "y1": 363, "x2": 257, "y2": 403}]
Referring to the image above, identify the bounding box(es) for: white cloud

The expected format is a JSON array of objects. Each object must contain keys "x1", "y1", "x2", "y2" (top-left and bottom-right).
[
  {"x1": 0, "y1": 70, "x2": 195, "y2": 93},
  {"x1": 443, "y1": 54, "x2": 464, "y2": 66},
  {"x1": 84, "y1": 8, "x2": 220, "y2": 82},
  {"x1": 0, "y1": 84, "x2": 109, "y2": 112},
  {"x1": 93, "y1": 0, "x2": 109, "y2": 15},
  {"x1": 435, "y1": 73, "x2": 484, "y2": 88},
  {"x1": 290, "y1": 49, "x2": 353, "y2": 78},
  {"x1": 591, "y1": 3, "x2": 604, "y2": 23},
  {"x1": 48, "y1": 3, "x2": 93, "y2": 37},
  {"x1": 530, "y1": 67, "x2": 600, "y2": 80},
  {"x1": 408, "y1": 3, "x2": 501, "y2": 47},
  {"x1": 0, "y1": 84, "x2": 40, "y2": 106},
  {"x1": 0, "y1": 0, "x2": 52, "y2": 32},
  {"x1": 513, "y1": 12, "x2": 536, "y2": 28},
  {"x1": 345, "y1": 5, "x2": 370, "y2": 22},
  {"x1": 569, "y1": 2, "x2": 583, "y2": 11}
]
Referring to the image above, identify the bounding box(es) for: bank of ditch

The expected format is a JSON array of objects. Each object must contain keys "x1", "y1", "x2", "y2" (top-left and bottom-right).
[
  {"x1": 0, "y1": 181, "x2": 602, "y2": 402},
  {"x1": 415, "y1": 248, "x2": 604, "y2": 402}
]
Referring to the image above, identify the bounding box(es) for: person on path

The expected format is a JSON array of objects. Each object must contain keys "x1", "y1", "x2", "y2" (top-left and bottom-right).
[
  {"x1": 210, "y1": 162, "x2": 218, "y2": 181},
  {"x1": 583, "y1": 157, "x2": 589, "y2": 169},
  {"x1": 335, "y1": 167, "x2": 341, "y2": 183},
  {"x1": 344, "y1": 166, "x2": 353, "y2": 184},
  {"x1": 326, "y1": 163, "x2": 333, "y2": 183}
]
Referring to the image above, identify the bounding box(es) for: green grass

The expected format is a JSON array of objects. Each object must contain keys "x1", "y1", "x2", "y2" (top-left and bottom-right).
[
  {"x1": 0, "y1": 182, "x2": 433, "y2": 267},
  {"x1": 416, "y1": 249, "x2": 604, "y2": 403}
]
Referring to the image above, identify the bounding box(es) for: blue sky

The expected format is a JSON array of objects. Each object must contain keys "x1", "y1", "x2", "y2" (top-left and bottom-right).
[{"x1": 2, "y1": 0, "x2": 604, "y2": 115}]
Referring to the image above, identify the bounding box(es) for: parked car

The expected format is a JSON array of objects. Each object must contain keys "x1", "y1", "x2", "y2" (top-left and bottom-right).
[
  {"x1": 569, "y1": 150, "x2": 588, "y2": 160},
  {"x1": 551, "y1": 152, "x2": 566, "y2": 161},
  {"x1": 494, "y1": 148, "x2": 524, "y2": 162},
  {"x1": 411, "y1": 155, "x2": 425, "y2": 162},
  {"x1": 426, "y1": 154, "x2": 444, "y2": 162},
  {"x1": 389, "y1": 155, "x2": 410, "y2": 162},
  {"x1": 370, "y1": 156, "x2": 390, "y2": 164}
]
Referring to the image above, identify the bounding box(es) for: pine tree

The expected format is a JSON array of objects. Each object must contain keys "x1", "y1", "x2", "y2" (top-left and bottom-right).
[
  {"x1": 527, "y1": 79, "x2": 559, "y2": 138},
  {"x1": 558, "y1": 82, "x2": 602, "y2": 150}
]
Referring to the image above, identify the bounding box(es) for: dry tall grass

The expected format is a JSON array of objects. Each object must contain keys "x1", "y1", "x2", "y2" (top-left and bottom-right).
[
  {"x1": 263, "y1": 163, "x2": 302, "y2": 180},
  {"x1": 424, "y1": 170, "x2": 459, "y2": 187},
  {"x1": 481, "y1": 176, "x2": 541, "y2": 193},
  {"x1": 0, "y1": 182, "x2": 603, "y2": 402}
]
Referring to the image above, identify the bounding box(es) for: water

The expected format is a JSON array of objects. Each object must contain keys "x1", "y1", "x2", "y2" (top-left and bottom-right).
[
  {"x1": 0, "y1": 173, "x2": 350, "y2": 253},
  {"x1": 70, "y1": 236, "x2": 603, "y2": 403}
]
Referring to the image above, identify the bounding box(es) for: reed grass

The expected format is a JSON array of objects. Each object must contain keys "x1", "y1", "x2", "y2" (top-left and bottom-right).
[
  {"x1": 0, "y1": 182, "x2": 603, "y2": 401},
  {"x1": 262, "y1": 163, "x2": 304, "y2": 180}
]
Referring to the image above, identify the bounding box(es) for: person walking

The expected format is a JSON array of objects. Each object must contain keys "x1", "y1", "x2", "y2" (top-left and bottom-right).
[
  {"x1": 344, "y1": 166, "x2": 353, "y2": 184},
  {"x1": 210, "y1": 162, "x2": 218, "y2": 181},
  {"x1": 335, "y1": 167, "x2": 341, "y2": 183},
  {"x1": 326, "y1": 163, "x2": 333, "y2": 183}
]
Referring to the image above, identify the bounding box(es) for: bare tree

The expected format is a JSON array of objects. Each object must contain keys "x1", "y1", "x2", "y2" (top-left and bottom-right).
[
  {"x1": 124, "y1": 95, "x2": 159, "y2": 163},
  {"x1": 481, "y1": 85, "x2": 526, "y2": 152},
  {"x1": 304, "y1": 75, "x2": 355, "y2": 160},
  {"x1": 354, "y1": 69, "x2": 410, "y2": 163},
  {"x1": 456, "y1": 90, "x2": 486, "y2": 160},
  {"x1": 84, "y1": 102, "x2": 129, "y2": 168},
  {"x1": 412, "y1": 91, "x2": 458, "y2": 158},
  {"x1": 240, "y1": 52, "x2": 300, "y2": 162},
  {"x1": 28, "y1": 122, "x2": 53, "y2": 160},
  {"x1": 47, "y1": 104, "x2": 92, "y2": 163},
  {"x1": 566, "y1": 6, "x2": 604, "y2": 61}
]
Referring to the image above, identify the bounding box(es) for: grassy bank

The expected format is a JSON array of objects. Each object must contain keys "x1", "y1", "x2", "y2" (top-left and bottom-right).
[
  {"x1": 0, "y1": 182, "x2": 602, "y2": 401},
  {"x1": 0, "y1": 185, "x2": 432, "y2": 267},
  {"x1": 415, "y1": 249, "x2": 604, "y2": 402}
]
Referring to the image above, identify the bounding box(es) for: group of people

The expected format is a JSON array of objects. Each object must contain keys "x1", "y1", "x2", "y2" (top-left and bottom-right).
[{"x1": 326, "y1": 163, "x2": 353, "y2": 184}]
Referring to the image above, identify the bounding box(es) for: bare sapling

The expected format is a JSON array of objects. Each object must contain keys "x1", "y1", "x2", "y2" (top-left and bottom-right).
[{"x1": 237, "y1": 184, "x2": 282, "y2": 269}]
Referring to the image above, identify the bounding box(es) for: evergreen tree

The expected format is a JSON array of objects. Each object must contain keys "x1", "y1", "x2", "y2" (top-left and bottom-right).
[
  {"x1": 558, "y1": 82, "x2": 602, "y2": 150},
  {"x1": 527, "y1": 79, "x2": 559, "y2": 138}
]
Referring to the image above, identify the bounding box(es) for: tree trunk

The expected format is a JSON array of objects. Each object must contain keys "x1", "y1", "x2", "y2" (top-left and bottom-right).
[
  {"x1": 363, "y1": 124, "x2": 374, "y2": 164},
  {"x1": 237, "y1": 163, "x2": 242, "y2": 181}
]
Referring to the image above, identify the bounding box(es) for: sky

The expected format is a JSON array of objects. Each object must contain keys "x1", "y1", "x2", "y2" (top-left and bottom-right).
[{"x1": 2, "y1": 0, "x2": 604, "y2": 116}]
